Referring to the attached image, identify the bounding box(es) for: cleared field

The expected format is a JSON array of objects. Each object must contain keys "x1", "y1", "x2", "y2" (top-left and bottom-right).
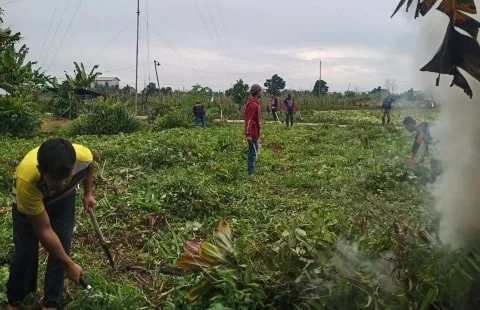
[{"x1": 2, "y1": 109, "x2": 475, "y2": 310}]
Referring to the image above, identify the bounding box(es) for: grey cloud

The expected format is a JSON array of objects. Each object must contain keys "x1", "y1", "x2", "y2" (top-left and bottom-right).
[{"x1": 2, "y1": 0, "x2": 432, "y2": 91}]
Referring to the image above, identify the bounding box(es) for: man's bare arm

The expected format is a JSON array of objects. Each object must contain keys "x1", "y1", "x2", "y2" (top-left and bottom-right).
[
  {"x1": 83, "y1": 164, "x2": 94, "y2": 196},
  {"x1": 28, "y1": 210, "x2": 74, "y2": 268}
]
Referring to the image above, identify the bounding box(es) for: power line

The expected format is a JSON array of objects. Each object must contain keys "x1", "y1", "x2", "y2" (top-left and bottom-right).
[
  {"x1": 102, "y1": 62, "x2": 148, "y2": 74},
  {"x1": 204, "y1": 0, "x2": 223, "y2": 50},
  {"x1": 144, "y1": 18, "x2": 212, "y2": 88},
  {"x1": 42, "y1": 0, "x2": 71, "y2": 64},
  {"x1": 194, "y1": 0, "x2": 232, "y2": 81},
  {"x1": 214, "y1": 0, "x2": 239, "y2": 77},
  {"x1": 87, "y1": 23, "x2": 130, "y2": 65},
  {"x1": 47, "y1": 0, "x2": 85, "y2": 70},
  {"x1": 0, "y1": 0, "x2": 23, "y2": 5},
  {"x1": 145, "y1": 0, "x2": 151, "y2": 83},
  {"x1": 39, "y1": 0, "x2": 61, "y2": 62}
]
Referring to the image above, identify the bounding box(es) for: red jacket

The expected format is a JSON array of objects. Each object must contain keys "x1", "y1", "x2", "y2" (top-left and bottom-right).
[{"x1": 244, "y1": 96, "x2": 260, "y2": 140}]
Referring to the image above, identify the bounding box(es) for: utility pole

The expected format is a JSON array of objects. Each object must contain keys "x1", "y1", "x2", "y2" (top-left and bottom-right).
[
  {"x1": 318, "y1": 60, "x2": 322, "y2": 97},
  {"x1": 154, "y1": 60, "x2": 161, "y2": 99},
  {"x1": 135, "y1": 0, "x2": 140, "y2": 115}
]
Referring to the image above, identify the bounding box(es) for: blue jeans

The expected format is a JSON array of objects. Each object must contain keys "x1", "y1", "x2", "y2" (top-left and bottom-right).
[
  {"x1": 247, "y1": 139, "x2": 258, "y2": 175},
  {"x1": 286, "y1": 110, "x2": 294, "y2": 127},
  {"x1": 194, "y1": 115, "x2": 206, "y2": 128},
  {"x1": 7, "y1": 191, "x2": 76, "y2": 308}
]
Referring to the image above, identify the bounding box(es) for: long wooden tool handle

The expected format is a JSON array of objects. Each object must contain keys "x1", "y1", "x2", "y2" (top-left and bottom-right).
[
  {"x1": 88, "y1": 208, "x2": 115, "y2": 268},
  {"x1": 88, "y1": 208, "x2": 105, "y2": 242}
]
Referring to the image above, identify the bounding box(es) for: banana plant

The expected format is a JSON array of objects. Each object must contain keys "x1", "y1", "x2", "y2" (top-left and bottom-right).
[
  {"x1": 392, "y1": 0, "x2": 480, "y2": 98},
  {"x1": 0, "y1": 44, "x2": 49, "y2": 95},
  {"x1": 65, "y1": 62, "x2": 102, "y2": 90},
  {"x1": 175, "y1": 220, "x2": 239, "y2": 302},
  {"x1": 0, "y1": 8, "x2": 21, "y2": 49}
]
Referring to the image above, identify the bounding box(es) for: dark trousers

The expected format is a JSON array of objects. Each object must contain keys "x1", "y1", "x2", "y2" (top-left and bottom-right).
[
  {"x1": 431, "y1": 158, "x2": 443, "y2": 183},
  {"x1": 285, "y1": 110, "x2": 294, "y2": 127},
  {"x1": 7, "y1": 192, "x2": 76, "y2": 308},
  {"x1": 247, "y1": 139, "x2": 258, "y2": 175},
  {"x1": 272, "y1": 109, "x2": 279, "y2": 121},
  {"x1": 382, "y1": 108, "x2": 391, "y2": 125},
  {"x1": 194, "y1": 115, "x2": 206, "y2": 128}
]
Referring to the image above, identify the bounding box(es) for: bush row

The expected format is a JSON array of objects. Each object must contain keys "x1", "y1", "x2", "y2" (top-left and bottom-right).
[{"x1": 0, "y1": 98, "x2": 216, "y2": 138}]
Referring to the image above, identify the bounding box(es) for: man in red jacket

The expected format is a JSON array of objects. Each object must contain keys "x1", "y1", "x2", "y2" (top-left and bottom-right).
[{"x1": 244, "y1": 84, "x2": 262, "y2": 175}]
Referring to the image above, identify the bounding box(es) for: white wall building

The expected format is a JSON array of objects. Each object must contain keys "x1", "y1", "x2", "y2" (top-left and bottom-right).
[{"x1": 94, "y1": 77, "x2": 120, "y2": 88}]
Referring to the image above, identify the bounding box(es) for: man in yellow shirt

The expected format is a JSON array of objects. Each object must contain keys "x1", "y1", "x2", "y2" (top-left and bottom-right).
[{"x1": 6, "y1": 138, "x2": 97, "y2": 310}]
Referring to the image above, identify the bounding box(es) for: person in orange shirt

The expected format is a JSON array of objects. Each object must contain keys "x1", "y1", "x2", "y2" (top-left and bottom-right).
[{"x1": 6, "y1": 138, "x2": 97, "y2": 310}]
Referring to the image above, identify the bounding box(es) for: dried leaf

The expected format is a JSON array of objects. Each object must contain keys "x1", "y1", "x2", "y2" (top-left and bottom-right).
[
  {"x1": 186, "y1": 278, "x2": 211, "y2": 303},
  {"x1": 176, "y1": 253, "x2": 212, "y2": 272},
  {"x1": 216, "y1": 220, "x2": 233, "y2": 241},
  {"x1": 184, "y1": 240, "x2": 201, "y2": 256},
  {"x1": 199, "y1": 241, "x2": 227, "y2": 265},
  {"x1": 213, "y1": 227, "x2": 235, "y2": 255},
  {"x1": 417, "y1": 0, "x2": 439, "y2": 17},
  {"x1": 393, "y1": 0, "x2": 480, "y2": 97},
  {"x1": 391, "y1": 0, "x2": 409, "y2": 17}
]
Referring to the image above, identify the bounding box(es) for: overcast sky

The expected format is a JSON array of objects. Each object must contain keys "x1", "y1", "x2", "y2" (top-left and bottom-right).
[{"x1": 1, "y1": 0, "x2": 456, "y2": 92}]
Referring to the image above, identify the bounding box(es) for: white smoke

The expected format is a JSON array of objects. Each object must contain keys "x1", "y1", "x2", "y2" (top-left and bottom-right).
[
  {"x1": 431, "y1": 80, "x2": 480, "y2": 245},
  {"x1": 412, "y1": 2, "x2": 480, "y2": 246}
]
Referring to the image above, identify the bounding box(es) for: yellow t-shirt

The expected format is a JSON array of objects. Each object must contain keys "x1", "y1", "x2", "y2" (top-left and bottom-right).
[{"x1": 11, "y1": 144, "x2": 93, "y2": 215}]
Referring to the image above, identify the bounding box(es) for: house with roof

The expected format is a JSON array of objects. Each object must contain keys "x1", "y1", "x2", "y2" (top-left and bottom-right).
[{"x1": 94, "y1": 77, "x2": 121, "y2": 88}]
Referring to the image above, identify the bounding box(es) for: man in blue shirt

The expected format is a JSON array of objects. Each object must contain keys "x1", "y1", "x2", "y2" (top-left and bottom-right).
[{"x1": 381, "y1": 96, "x2": 395, "y2": 126}]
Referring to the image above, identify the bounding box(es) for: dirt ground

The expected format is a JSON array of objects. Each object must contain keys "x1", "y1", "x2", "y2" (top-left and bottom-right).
[{"x1": 40, "y1": 117, "x2": 71, "y2": 133}]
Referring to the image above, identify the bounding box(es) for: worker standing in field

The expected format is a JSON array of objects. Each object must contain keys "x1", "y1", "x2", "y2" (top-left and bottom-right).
[
  {"x1": 403, "y1": 116, "x2": 442, "y2": 181},
  {"x1": 192, "y1": 101, "x2": 206, "y2": 128},
  {"x1": 381, "y1": 95, "x2": 395, "y2": 126},
  {"x1": 270, "y1": 95, "x2": 279, "y2": 122},
  {"x1": 6, "y1": 138, "x2": 97, "y2": 310},
  {"x1": 244, "y1": 84, "x2": 262, "y2": 175},
  {"x1": 284, "y1": 94, "x2": 296, "y2": 127}
]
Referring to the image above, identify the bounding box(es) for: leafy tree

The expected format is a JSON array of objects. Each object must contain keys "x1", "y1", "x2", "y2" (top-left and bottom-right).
[
  {"x1": 312, "y1": 79, "x2": 329, "y2": 96},
  {"x1": 190, "y1": 84, "x2": 212, "y2": 95},
  {"x1": 264, "y1": 74, "x2": 286, "y2": 96},
  {"x1": 0, "y1": 9, "x2": 51, "y2": 95},
  {"x1": 65, "y1": 62, "x2": 101, "y2": 89},
  {"x1": 121, "y1": 85, "x2": 136, "y2": 95},
  {"x1": 0, "y1": 8, "x2": 21, "y2": 48},
  {"x1": 344, "y1": 91, "x2": 356, "y2": 98},
  {"x1": 226, "y1": 79, "x2": 249, "y2": 109},
  {"x1": 369, "y1": 86, "x2": 389, "y2": 100},
  {"x1": 143, "y1": 82, "x2": 158, "y2": 96},
  {"x1": 0, "y1": 44, "x2": 50, "y2": 95},
  {"x1": 189, "y1": 84, "x2": 213, "y2": 103},
  {"x1": 392, "y1": 0, "x2": 480, "y2": 98},
  {"x1": 160, "y1": 86, "x2": 173, "y2": 96},
  {"x1": 369, "y1": 86, "x2": 382, "y2": 95}
]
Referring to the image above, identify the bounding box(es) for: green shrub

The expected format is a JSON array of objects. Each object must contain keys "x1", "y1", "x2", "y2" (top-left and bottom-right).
[
  {"x1": 147, "y1": 102, "x2": 173, "y2": 123},
  {"x1": 153, "y1": 111, "x2": 191, "y2": 131},
  {"x1": 0, "y1": 98, "x2": 41, "y2": 137},
  {"x1": 66, "y1": 102, "x2": 143, "y2": 135},
  {"x1": 51, "y1": 83, "x2": 79, "y2": 119}
]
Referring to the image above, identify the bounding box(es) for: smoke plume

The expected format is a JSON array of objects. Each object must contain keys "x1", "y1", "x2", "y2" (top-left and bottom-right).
[{"x1": 414, "y1": 2, "x2": 480, "y2": 246}]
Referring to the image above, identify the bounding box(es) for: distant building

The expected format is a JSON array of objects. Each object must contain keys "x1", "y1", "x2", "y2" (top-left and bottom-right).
[{"x1": 94, "y1": 77, "x2": 120, "y2": 88}]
